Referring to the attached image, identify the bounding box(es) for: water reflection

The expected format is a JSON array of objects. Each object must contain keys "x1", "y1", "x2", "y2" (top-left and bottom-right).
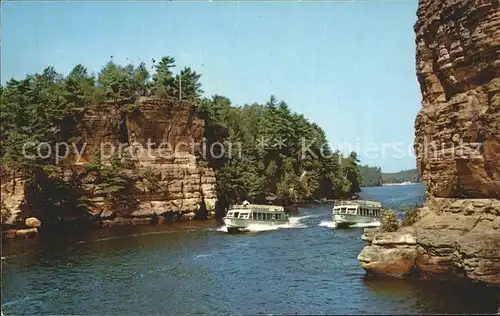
[{"x1": 363, "y1": 275, "x2": 499, "y2": 314}]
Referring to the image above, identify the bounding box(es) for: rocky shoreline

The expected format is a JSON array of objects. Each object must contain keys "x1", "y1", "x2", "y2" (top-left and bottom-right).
[
  {"x1": 1, "y1": 97, "x2": 218, "y2": 239},
  {"x1": 357, "y1": 0, "x2": 500, "y2": 286}
]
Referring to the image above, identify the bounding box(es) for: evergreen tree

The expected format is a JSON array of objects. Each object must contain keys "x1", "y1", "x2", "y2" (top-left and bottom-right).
[
  {"x1": 174, "y1": 67, "x2": 203, "y2": 102},
  {"x1": 97, "y1": 61, "x2": 132, "y2": 101},
  {"x1": 64, "y1": 64, "x2": 95, "y2": 107},
  {"x1": 152, "y1": 56, "x2": 176, "y2": 97}
]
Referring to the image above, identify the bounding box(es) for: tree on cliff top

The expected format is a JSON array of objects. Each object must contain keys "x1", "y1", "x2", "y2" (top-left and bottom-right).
[
  {"x1": 1, "y1": 67, "x2": 68, "y2": 170},
  {"x1": 152, "y1": 56, "x2": 176, "y2": 98},
  {"x1": 174, "y1": 67, "x2": 204, "y2": 102},
  {"x1": 97, "y1": 61, "x2": 132, "y2": 101},
  {"x1": 64, "y1": 64, "x2": 95, "y2": 108},
  {"x1": 1, "y1": 59, "x2": 363, "y2": 219}
]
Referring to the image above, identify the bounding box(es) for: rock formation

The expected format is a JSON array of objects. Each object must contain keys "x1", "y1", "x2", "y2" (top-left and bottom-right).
[
  {"x1": 1, "y1": 97, "x2": 217, "y2": 236},
  {"x1": 358, "y1": 0, "x2": 500, "y2": 285}
]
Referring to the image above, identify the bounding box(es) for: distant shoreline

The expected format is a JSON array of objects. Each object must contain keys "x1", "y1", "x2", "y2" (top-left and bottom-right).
[{"x1": 381, "y1": 182, "x2": 418, "y2": 186}]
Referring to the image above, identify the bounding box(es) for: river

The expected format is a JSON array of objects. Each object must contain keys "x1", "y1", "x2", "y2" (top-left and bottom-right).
[{"x1": 2, "y1": 184, "x2": 499, "y2": 314}]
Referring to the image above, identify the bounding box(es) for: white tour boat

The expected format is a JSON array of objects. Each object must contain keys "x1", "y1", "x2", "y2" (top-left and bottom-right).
[
  {"x1": 331, "y1": 200, "x2": 382, "y2": 227},
  {"x1": 223, "y1": 201, "x2": 289, "y2": 233}
]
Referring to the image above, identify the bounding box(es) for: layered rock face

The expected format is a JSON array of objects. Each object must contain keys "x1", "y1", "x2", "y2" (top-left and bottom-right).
[
  {"x1": 75, "y1": 97, "x2": 217, "y2": 220},
  {"x1": 414, "y1": 0, "x2": 499, "y2": 198},
  {"x1": 1, "y1": 97, "x2": 217, "y2": 235},
  {"x1": 358, "y1": 0, "x2": 500, "y2": 285}
]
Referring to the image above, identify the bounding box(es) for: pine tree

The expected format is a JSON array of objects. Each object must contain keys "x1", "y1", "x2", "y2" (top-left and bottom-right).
[{"x1": 152, "y1": 56, "x2": 176, "y2": 97}]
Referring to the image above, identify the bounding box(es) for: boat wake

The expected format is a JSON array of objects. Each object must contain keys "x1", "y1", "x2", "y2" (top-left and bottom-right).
[
  {"x1": 216, "y1": 215, "x2": 308, "y2": 233},
  {"x1": 216, "y1": 226, "x2": 228, "y2": 233},
  {"x1": 318, "y1": 220, "x2": 337, "y2": 229},
  {"x1": 317, "y1": 220, "x2": 380, "y2": 229},
  {"x1": 351, "y1": 221, "x2": 380, "y2": 228}
]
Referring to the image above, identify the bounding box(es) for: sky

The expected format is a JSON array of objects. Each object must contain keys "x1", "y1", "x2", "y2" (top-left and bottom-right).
[{"x1": 1, "y1": 0, "x2": 421, "y2": 173}]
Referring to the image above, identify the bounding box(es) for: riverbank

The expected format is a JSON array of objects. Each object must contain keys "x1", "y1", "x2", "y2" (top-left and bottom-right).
[{"x1": 2, "y1": 185, "x2": 498, "y2": 314}]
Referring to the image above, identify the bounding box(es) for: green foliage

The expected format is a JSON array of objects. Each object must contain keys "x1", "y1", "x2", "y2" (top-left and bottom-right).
[
  {"x1": 85, "y1": 151, "x2": 128, "y2": 204},
  {"x1": 152, "y1": 56, "x2": 176, "y2": 98},
  {"x1": 382, "y1": 168, "x2": 420, "y2": 184},
  {"x1": 400, "y1": 205, "x2": 420, "y2": 227},
  {"x1": 199, "y1": 94, "x2": 361, "y2": 207},
  {"x1": 175, "y1": 67, "x2": 204, "y2": 102},
  {"x1": 380, "y1": 209, "x2": 399, "y2": 232},
  {"x1": 1, "y1": 57, "x2": 364, "y2": 220},
  {"x1": 121, "y1": 103, "x2": 140, "y2": 114},
  {"x1": 132, "y1": 62, "x2": 150, "y2": 97},
  {"x1": 1, "y1": 67, "x2": 68, "y2": 169},
  {"x1": 64, "y1": 64, "x2": 95, "y2": 107},
  {"x1": 359, "y1": 165, "x2": 383, "y2": 187},
  {"x1": 341, "y1": 152, "x2": 362, "y2": 195},
  {"x1": 136, "y1": 167, "x2": 162, "y2": 194}
]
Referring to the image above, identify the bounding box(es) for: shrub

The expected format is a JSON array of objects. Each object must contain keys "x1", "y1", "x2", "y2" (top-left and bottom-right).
[
  {"x1": 121, "y1": 103, "x2": 140, "y2": 114},
  {"x1": 401, "y1": 205, "x2": 420, "y2": 227},
  {"x1": 380, "y1": 209, "x2": 399, "y2": 232}
]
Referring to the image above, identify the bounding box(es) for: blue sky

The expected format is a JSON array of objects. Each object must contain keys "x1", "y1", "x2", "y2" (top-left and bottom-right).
[{"x1": 2, "y1": 1, "x2": 421, "y2": 172}]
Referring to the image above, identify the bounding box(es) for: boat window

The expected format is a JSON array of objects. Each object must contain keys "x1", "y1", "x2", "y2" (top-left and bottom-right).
[
  {"x1": 227, "y1": 212, "x2": 233, "y2": 218},
  {"x1": 233, "y1": 212, "x2": 239, "y2": 218}
]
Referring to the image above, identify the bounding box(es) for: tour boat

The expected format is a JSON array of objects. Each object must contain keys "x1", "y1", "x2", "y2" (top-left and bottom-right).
[
  {"x1": 331, "y1": 200, "x2": 382, "y2": 228},
  {"x1": 222, "y1": 202, "x2": 289, "y2": 233}
]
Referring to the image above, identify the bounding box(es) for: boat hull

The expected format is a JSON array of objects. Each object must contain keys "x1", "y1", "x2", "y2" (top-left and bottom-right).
[
  {"x1": 223, "y1": 218, "x2": 288, "y2": 233},
  {"x1": 332, "y1": 214, "x2": 380, "y2": 227}
]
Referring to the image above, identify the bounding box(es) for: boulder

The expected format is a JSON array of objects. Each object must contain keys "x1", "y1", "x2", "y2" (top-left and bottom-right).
[
  {"x1": 25, "y1": 217, "x2": 41, "y2": 228},
  {"x1": 358, "y1": 245, "x2": 417, "y2": 278}
]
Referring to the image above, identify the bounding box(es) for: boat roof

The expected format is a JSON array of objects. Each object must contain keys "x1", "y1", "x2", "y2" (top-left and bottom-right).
[
  {"x1": 333, "y1": 200, "x2": 382, "y2": 208},
  {"x1": 229, "y1": 204, "x2": 285, "y2": 212}
]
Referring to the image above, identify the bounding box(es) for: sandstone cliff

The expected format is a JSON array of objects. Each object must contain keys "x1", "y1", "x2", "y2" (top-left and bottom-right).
[
  {"x1": 358, "y1": 0, "x2": 499, "y2": 285},
  {"x1": 1, "y1": 97, "x2": 217, "y2": 235}
]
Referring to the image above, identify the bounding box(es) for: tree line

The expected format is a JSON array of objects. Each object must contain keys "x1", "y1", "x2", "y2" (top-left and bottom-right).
[
  {"x1": 1, "y1": 56, "x2": 362, "y2": 221},
  {"x1": 359, "y1": 165, "x2": 420, "y2": 187},
  {"x1": 198, "y1": 95, "x2": 362, "y2": 210}
]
